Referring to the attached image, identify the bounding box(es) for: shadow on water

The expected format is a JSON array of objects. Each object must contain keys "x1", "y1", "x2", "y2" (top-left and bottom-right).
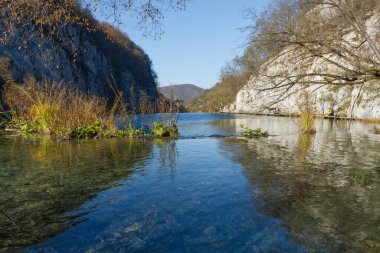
[
  {"x1": 220, "y1": 119, "x2": 380, "y2": 253},
  {"x1": 0, "y1": 133, "x2": 153, "y2": 251}
]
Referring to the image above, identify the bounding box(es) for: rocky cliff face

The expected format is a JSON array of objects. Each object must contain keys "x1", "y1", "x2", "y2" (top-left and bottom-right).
[
  {"x1": 0, "y1": 23, "x2": 158, "y2": 104},
  {"x1": 226, "y1": 7, "x2": 380, "y2": 119}
]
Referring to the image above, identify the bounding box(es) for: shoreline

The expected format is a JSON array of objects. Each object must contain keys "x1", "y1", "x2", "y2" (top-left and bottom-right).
[{"x1": 218, "y1": 111, "x2": 380, "y2": 123}]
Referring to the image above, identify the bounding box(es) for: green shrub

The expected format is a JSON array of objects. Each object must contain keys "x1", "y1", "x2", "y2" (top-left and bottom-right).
[
  {"x1": 239, "y1": 124, "x2": 268, "y2": 138},
  {"x1": 152, "y1": 121, "x2": 178, "y2": 138},
  {"x1": 69, "y1": 121, "x2": 103, "y2": 139},
  {"x1": 116, "y1": 129, "x2": 145, "y2": 139},
  {"x1": 0, "y1": 118, "x2": 9, "y2": 129}
]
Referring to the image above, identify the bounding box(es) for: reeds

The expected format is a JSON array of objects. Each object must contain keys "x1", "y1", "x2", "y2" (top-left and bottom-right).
[
  {"x1": 297, "y1": 91, "x2": 316, "y2": 135},
  {"x1": 3, "y1": 78, "x2": 114, "y2": 138},
  {"x1": 299, "y1": 109, "x2": 316, "y2": 134},
  {"x1": 2, "y1": 77, "x2": 179, "y2": 139},
  {"x1": 138, "y1": 91, "x2": 179, "y2": 138}
]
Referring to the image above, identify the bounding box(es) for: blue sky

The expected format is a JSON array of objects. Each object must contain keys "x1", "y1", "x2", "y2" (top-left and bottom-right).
[{"x1": 99, "y1": 0, "x2": 270, "y2": 89}]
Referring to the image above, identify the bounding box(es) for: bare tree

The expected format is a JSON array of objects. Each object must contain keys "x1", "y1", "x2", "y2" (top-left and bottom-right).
[
  {"x1": 0, "y1": 0, "x2": 189, "y2": 44},
  {"x1": 246, "y1": 0, "x2": 380, "y2": 105}
]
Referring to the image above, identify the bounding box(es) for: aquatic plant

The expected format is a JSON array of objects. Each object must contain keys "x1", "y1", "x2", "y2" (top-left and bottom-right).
[
  {"x1": 0, "y1": 117, "x2": 9, "y2": 129},
  {"x1": 297, "y1": 91, "x2": 316, "y2": 134},
  {"x1": 136, "y1": 89, "x2": 179, "y2": 138},
  {"x1": 116, "y1": 129, "x2": 145, "y2": 139},
  {"x1": 373, "y1": 125, "x2": 380, "y2": 134},
  {"x1": 239, "y1": 124, "x2": 268, "y2": 138},
  {"x1": 152, "y1": 121, "x2": 179, "y2": 138},
  {"x1": 69, "y1": 121, "x2": 105, "y2": 139},
  {"x1": 300, "y1": 110, "x2": 316, "y2": 134}
]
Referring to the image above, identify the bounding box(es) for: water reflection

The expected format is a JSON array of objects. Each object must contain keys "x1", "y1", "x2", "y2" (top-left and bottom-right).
[
  {"x1": 0, "y1": 135, "x2": 152, "y2": 251},
  {"x1": 27, "y1": 138, "x2": 309, "y2": 253},
  {"x1": 154, "y1": 139, "x2": 178, "y2": 176},
  {"x1": 0, "y1": 114, "x2": 379, "y2": 253},
  {"x1": 222, "y1": 118, "x2": 380, "y2": 252},
  {"x1": 296, "y1": 134, "x2": 314, "y2": 158}
]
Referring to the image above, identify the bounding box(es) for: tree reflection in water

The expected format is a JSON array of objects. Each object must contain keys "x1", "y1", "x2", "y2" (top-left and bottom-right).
[{"x1": 221, "y1": 123, "x2": 380, "y2": 253}]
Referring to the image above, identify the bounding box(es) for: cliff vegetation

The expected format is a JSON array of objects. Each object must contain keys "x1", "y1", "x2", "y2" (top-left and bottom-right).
[
  {"x1": 0, "y1": 0, "x2": 184, "y2": 138},
  {"x1": 190, "y1": 0, "x2": 380, "y2": 119}
]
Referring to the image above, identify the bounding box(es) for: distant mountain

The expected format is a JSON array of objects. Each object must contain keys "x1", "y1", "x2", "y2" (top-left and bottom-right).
[{"x1": 158, "y1": 84, "x2": 204, "y2": 102}]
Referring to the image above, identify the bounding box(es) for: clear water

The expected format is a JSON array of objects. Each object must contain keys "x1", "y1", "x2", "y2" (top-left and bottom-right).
[{"x1": 0, "y1": 114, "x2": 379, "y2": 252}]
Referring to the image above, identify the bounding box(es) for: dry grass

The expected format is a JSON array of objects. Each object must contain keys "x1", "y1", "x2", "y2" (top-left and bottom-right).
[
  {"x1": 300, "y1": 110, "x2": 316, "y2": 134},
  {"x1": 297, "y1": 91, "x2": 316, "y2": 135},
  {"x1": 373, "y1": 125, "x2": 380, "y2": 134},
  {"x1": 3, "y1": 78, "x2": 116, "y2": 138},
  {"x1": 139, "y1": 91, "x2": 179, "y2": 138},
  {"x1": 1, "y1": 77, "x2": 179, "y2": 139}
]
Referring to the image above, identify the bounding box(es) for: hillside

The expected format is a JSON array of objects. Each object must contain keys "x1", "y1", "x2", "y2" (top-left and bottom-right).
[
  {"x1": 225, "y1": 0, "x2": 380, "y2": 119},
  {"x1": 0, "y1": 3, "x2": 158, "y2": 106},
  {"x1": 191, "y1": 0, "x2": 380, "y2": 119},
  {"x1": 187, "y1": 81, "x2": 244, "y2": 112},
  {"x1": 158, "y1": 84, "x2": 204, "y2": 101},
  {"x1": 188, "y1": 46, "x2": 261, "y2": 112}
]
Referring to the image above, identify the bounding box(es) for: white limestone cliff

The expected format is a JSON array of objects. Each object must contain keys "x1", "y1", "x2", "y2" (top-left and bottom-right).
[{"x1": 227, "y1": 5, "x2": 380, "y2": 119}]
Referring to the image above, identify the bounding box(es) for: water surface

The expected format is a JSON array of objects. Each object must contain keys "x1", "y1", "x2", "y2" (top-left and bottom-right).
[{"x1": 0, "y1": 114, "x2": 379, "y2": 252}]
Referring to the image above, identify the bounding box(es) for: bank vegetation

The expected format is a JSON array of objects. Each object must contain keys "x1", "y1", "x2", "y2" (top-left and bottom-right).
[
  {"x1": 0, "y1": 0, "x2": 184, "y2": 139},
  {"x1": 1, "y1": 78, "x2": 179, "y2": 139}
]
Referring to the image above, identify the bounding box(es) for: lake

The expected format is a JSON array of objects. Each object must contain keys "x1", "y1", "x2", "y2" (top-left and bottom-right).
[{"x1": 0, "y1": 114, "x2": 379, "y2": 252}]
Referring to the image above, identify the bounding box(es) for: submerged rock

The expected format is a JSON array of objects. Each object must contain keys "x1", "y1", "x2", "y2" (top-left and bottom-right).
[
  {"x1": 203, "y1": 226, "x2": 217, "y2": 238},
  {"x1": 124, "y1": 223, "x2": 143, "y2": 234}
]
